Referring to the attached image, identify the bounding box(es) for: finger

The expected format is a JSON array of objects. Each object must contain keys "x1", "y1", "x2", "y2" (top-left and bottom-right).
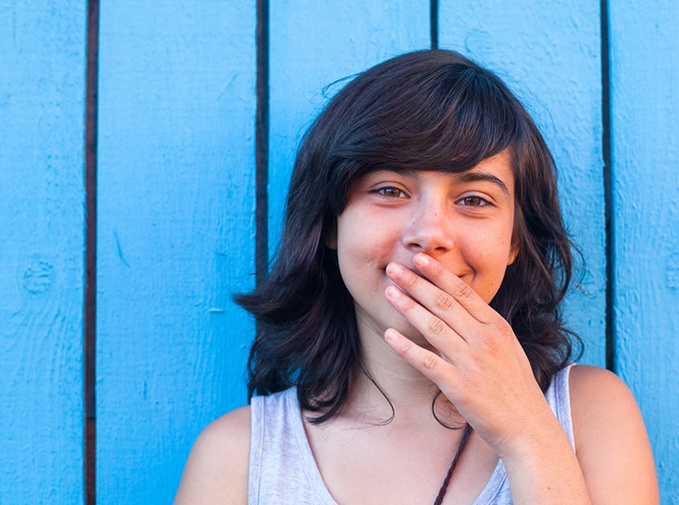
[
  {"x1": 384, "y1": 328, "x2": 462, "y2": 386},
  {"x1": 386, "y1": 262, "x2": 476, "y2": 337},
  {"x1": 384, "y1": 284, "x2": 467, "y2": 353},
  {"x1": 412, "y1": 253, "x2": 498, "y2": 325}
]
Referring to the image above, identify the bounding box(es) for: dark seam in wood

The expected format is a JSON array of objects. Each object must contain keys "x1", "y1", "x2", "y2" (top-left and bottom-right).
[
  {"x1": 85, "y1": 0, "x2": 100, "y2": 503},
  {"x1": 601, "y1": 0, "x2": 615, "y2": 373},
  {"x1": 430, "y1": 0, "x2": 439, "y2": 49},
  {"x1": 256, "y1": 0, "x2": 270, "y2": 286}
]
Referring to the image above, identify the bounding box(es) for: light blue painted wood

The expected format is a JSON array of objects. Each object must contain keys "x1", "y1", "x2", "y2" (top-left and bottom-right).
[
  {"x1": 0, "y1": 1, "x2": 86, "y2": 503},
  {"x1": 268, "y1": 0, "x2": 431, "y2": 256},
  {"x1": 610, "y1": 2, "x2": 679, "y2": 502},
  {"x1": 0, "y1": 1, "x2": 675, "y2": 501},
  {"x1": 438, "y1": 0, "x2": 606, "y2": 367},
  {"x1": 96, "y1": 2, "x2": 256, "y2": 502}
]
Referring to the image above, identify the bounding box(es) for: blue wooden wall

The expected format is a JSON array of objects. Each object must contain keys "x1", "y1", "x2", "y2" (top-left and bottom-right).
[
  {"x1": 0, "y1": 1, "x2": 676, "y2": 503},
  {"x1": 1, "y1": 2, "x2": 86, "y2": 502}
]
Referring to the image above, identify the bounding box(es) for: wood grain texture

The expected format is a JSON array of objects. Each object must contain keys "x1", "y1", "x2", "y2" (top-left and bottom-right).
[
  {"x1": 0, "y1": 1, "x2": 86, "y2": 503},
  {"x1": 96, "y1": 2, "x2": 256, "y2": 502},
  {"x1": 268, "y1": 0, "x2": 431, "y2": 256},
  {"x1": 610, "y1": 1, "x2": 679, "y2": 501},
  {"x1": 1, "y1": 1, "x2": 676, "y2": 502},
  {"x1": 438, "y1": 0, "x2": 606, "y2": 367}
]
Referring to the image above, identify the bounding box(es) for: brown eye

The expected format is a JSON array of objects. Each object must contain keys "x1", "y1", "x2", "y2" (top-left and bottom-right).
[
  {"x1": 460, "y1": 196, "x2": 488, "y2": 207},
  {"x1": 376, "y1": 187, "x2": 406, "y2": 198}
]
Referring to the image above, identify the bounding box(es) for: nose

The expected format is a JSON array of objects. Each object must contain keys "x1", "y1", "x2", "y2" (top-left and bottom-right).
[{"x1": 402, "y1": 200, "x2": 455, "y2": 256}]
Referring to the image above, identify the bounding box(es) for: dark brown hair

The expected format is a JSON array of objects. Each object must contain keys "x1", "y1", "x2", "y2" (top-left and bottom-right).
[{"x1": 237, "y1": 49, "x2": 581, "y2": 422}]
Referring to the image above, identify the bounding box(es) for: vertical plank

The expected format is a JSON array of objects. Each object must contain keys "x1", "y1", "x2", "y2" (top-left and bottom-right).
[
  {"x1": 268, "y1": 0, "x2": 431, "y2": 255},
  {"x1": 439, "y1": 0, "x2": 606, "y2": 367},
  {"x1": 0, "y1": 1, "x2": 86, "y2": 503},
  {"x1": 610, "y1": 1, "x2": 679, "y2": 501},
  {"x1": 96, "y1": 2, "x2": 256, "y2": 502}
]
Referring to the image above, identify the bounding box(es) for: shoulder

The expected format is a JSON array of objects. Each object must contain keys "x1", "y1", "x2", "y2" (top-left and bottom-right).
[
  {"x1": 568, "y1": 364, "x2": 637, "y2": 419},
  {"x1": 568, "y1": 364, "x2": 646, "y2": 436},
  {"x1": 174, "y1": 405, "x2": 251, "y2": 505},
  {"x1": 568, "y1": 365, "x2": 659, "y2": 504}
]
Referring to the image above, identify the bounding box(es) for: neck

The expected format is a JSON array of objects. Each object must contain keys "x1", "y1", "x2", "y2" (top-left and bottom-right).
[{"x1": 343, "y1": 319, "x2": 459, "y2": 428}]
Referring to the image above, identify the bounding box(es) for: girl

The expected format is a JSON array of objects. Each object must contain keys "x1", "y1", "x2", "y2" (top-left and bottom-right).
[{"x1": 175, "y1": 50, "x2": 658, "y2": 504}]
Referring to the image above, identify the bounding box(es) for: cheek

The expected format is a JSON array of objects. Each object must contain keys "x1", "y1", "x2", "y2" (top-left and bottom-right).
[
  {"x1": 466, "y1": 236, "x2": 515, "y2": 302},
  {"x1": 337, "y1": 234, "x2": 392, "y2": 273},
  {"x1": 490, "y1": 217, "x2": 517, "y2": 264},
  {"x1": 337, "y1": 214, "x2": 398, "y2": 263}
]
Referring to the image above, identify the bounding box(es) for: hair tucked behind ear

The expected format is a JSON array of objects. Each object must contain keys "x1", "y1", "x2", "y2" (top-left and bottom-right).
[{"x1": 236, "y1": 49, "x2": 581, "y2": 422}]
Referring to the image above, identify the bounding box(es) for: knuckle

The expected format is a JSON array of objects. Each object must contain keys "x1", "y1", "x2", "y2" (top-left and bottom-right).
[
  {"x1": 399, "y1": 338, "x2": 413, "y2": 354},
  {"x1": 422, "y1": 353, "x2": 439, "y2": 371},
  {"x1": 435, "y1": 293, "x2": 454, "y2": 311},
  {"x1": 452, "y1": 282, "x2": 474, "y2": 300},
  {"x1": 402, "y1": 270, "x2": 418, "y2": 288},
  {"x1": 431, "y1": 261, "x2": 444, "y2": 277},
  {"x1": 429, "y1": 317, "x2": 446, "y2": 335},
  {"x1": 496, "y1": 319, "x2": 514, "y2": 339},
  {"x1": 487, "y1": 316, "x2": 514, "y2": 341},
  {"x1": 401, "y1": 296, "x2": 416, "y2": 312}
]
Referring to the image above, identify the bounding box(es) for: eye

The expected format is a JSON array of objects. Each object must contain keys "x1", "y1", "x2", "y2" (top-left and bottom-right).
[
  {"x1": 459, "y1": 195, "x2": 490, "y2": 207},
  {"x1": 373, "y1": 186, "x2": 408, "y2": 199}
]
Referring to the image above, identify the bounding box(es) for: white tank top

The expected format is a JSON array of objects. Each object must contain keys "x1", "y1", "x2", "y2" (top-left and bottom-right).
[{"x1": 249, "y1": 365, "x2": 574, "y2": 504}]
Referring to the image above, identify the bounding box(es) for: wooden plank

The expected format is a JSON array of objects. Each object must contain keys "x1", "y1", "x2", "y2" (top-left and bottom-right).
[
  {"x1": 610, "y1": 1, "x2": 679, "y2": 501},
  {"x1": 0, "y1": 1, "x2": 86, "y2": 503},
  {"x1": 268, "y1": 0, "x2": 431, "y2": 255},
  {"x1": 438, "y1": 0, "x2": 606, "y2": 367},
  {"x1": 96, "y1": 2, "x2": 256, "y2": 502}
]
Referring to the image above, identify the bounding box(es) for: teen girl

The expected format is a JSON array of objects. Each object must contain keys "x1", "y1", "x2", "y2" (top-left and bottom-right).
[{"x1": 175, "y1": 50, "x2": 658, "y2": 504}]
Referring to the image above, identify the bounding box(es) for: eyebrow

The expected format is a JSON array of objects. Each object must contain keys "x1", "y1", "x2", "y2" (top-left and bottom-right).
[
  {"x1": 367, "y1": 168, "x2": 511, "y2": 195},
  {"x1": 455, "y1": 171, "x2": 510, "y2": 195}
]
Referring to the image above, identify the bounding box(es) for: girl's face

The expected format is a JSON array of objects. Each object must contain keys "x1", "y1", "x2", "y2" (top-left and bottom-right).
[{"x1": 330, "y1": 150, "x2": 518, "y2": 346}]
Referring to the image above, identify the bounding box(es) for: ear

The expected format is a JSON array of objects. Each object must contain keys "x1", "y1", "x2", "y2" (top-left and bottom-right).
[
  {"x1": 325, "y1": 224, "x2": 337, "y2": 250},
  {"x1": 508, "y1": 213, "x2": 522, "y2": 266},
  {"x1": 507, "y1": 241, "x2": 519, "y2": 266}
]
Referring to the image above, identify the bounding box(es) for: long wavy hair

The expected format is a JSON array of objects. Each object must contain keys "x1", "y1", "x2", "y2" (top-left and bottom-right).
[{"x1": 236, "y1": 49, "x2": 581, "y2": 423}]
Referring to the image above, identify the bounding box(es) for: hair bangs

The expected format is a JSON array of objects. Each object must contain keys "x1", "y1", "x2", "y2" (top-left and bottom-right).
[{"x1": 323, "y1": 62, "x2": 522, "y2": 215}]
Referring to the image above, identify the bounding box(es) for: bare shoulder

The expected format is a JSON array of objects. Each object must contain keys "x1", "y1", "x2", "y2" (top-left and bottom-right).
[
  {"x1": 569, "y1": 365, "x2": 638, "y2": 417},
  {"x1": 174, "y1": 405, "x2": 251, "y2": 505},
  {"x1": 568, "y1": 365, "x2": 659, "y2": 504}
]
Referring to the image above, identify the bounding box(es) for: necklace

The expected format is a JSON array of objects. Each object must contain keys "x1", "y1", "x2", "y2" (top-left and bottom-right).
[{"x1": 433, "y1": 423, "x2": 473, "y2": 505}]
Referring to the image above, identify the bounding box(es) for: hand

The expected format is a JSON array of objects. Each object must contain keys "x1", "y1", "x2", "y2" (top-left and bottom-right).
[{"x1": 383, "y1": 252, "x2": 553, "y2": 457}]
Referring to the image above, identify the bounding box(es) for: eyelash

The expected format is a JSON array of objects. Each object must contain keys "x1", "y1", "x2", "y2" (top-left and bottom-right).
[
  {"x1": 373, "y1": 186, "x2": 408, "y2": 198},
  {"x1": 458, "y1": 196, "x2": 491, "y2": 208},
  {"x1": 371, "y1": 186, "x2": 493, "y2": 210}
]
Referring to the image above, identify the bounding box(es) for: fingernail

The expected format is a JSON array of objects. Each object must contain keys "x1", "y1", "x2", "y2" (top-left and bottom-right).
[
  {"x1": 386, "y1": 285, "x2": 401, "y2": 298},
  {"x1": 387, "y1": 262, "x2": 403, "y2": 276},
  {"x1": 385, "y1": 329, "x2": 400, "y2": 344},
  {"x1": 414, "y1": 253, "x2": 429, "y2": 268}
]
